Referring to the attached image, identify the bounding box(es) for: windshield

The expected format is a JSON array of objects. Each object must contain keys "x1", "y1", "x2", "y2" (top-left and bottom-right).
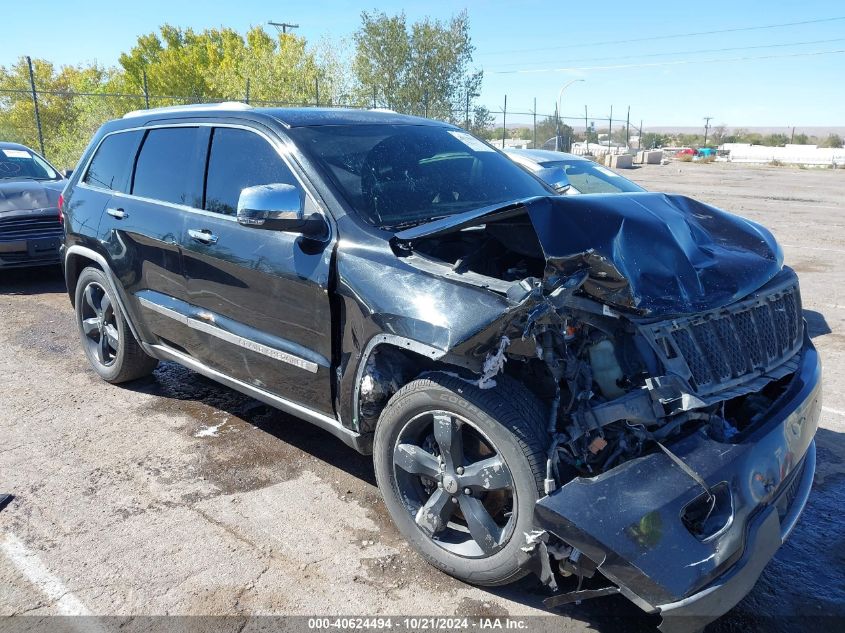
[
  {"x1": 539, "y1": 159, "x2": 644, "y2": 194},
  {"x1": 289, "y1": 124, "x2": 551, "y2": 229},
  {"x1": 0, "y1": 147, "x2": 61, "y2": 181}
]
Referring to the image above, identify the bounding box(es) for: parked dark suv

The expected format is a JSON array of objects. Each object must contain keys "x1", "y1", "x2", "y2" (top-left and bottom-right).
[{"x1": 62, "y1": 104, "x2": 820, "y2": 631}]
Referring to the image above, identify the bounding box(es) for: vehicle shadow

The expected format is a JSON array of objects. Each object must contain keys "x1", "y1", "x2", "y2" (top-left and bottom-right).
[
  {"x1": 124, "y1": 361, "x2": 378, "y2": 486},
  {"x1": 0, "y1": 265, "x2": 64, "y2": 295},
  {"x1": 804, "y1": 309, "x2": 832, "y2": 339}
]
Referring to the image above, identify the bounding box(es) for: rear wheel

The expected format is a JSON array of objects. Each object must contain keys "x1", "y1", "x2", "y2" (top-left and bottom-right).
[
  {"x1": 373, "y1": 373, "x2": 548, "y2": 586},
  {"x1": 74, "y1": 267, "x2": 158, "y2": 383}
]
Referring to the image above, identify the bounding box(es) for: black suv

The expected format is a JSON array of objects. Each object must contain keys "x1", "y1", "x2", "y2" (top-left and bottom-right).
[{"x1": 62, "y1": 104, "x2": 820, "y2": 630}]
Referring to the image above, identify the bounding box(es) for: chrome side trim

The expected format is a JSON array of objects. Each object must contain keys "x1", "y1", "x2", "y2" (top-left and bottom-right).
[
  {"x1": 137, "y1": 296, "x2": 187, "y2": 324},
  {"x1": 144, "y1": 343, "x2": 366, "y2": 452},
  {"x1": 137, "y1": 295, "x2": 319, "y2": 373},
  {"x1": 188, "y1": 318, "x2": 319, "y2": 373}
]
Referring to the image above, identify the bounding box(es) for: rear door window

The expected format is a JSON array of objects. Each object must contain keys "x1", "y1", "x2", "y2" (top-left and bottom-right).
[
  {"x1": 204, "y1": 127, "x2": 301, "y2": 216},
  {"x1": 83, "y1": 131, "x2": 142, "y2": 192},
  {"x1": 132, "y1": 127, "x2": 203, "y2": 207}
]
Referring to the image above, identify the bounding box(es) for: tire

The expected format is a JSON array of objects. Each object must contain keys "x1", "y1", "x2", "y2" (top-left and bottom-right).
[
  {"x1": 74, "y1": 266, "x2": 158, "y2": 383},
  {"x1": 373, "y1": 372, "x2": 549, "y2": 586}
]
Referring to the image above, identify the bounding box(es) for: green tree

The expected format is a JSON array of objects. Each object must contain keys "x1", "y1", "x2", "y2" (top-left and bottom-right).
[
  {"x1": 640, "y1": 132, "x2": 670, "y2": 149},
  {"x1": 762, "y1": 133, "x2": 789, "y2": 147},
  {"x1": 793, "y1": 133, "x2": 810, "y2": 144},
  {"x1": 820, "y1": 133, "x2": 843, "y2": 148},
  {"x1": 352, "y1": 10, "x2": 482, "y2": 120}
]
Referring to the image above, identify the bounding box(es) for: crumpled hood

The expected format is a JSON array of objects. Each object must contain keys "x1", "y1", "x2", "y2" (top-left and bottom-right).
[
  {"x1": 528, "y1": 193, "x2": 783, "y2": 316},
  {"x1": 0, "y1": 179, "x2": 64, "y2": 213},
  {"x1": 395, "y1": 193, "x2": 783, "y2": 317}
]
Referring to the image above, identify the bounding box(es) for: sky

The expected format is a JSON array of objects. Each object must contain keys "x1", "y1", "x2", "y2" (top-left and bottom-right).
[{"x1": 2, "y1": 0, "x2": 843, "y2": 129}]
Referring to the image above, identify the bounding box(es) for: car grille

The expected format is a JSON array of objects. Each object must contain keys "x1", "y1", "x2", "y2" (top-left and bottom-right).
[
  {"x1": 640, "y1": 269, "x2": 803, "y2": 397},
  {"x1": 0, "y1": 214, "x2": 63, "y2": 240}
]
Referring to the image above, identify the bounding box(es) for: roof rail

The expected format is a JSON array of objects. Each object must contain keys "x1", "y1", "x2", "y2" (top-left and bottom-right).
[{"x1": 123, "y1": 101, "x2": 253, "y2": 119}]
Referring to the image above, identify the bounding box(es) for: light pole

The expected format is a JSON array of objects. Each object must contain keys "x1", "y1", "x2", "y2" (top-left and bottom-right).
[{"x1": 556, "y1": 79, "x2": 585, "y2": 151}]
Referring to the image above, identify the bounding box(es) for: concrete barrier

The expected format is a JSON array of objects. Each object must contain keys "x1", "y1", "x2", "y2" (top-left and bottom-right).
[{"x1": 608, "y1": 154, "x2": 634, "y2": 169}]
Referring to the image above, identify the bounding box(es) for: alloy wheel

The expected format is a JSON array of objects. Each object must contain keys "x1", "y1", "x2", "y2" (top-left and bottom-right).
[
  {"x1": 392, "y1": 410, "x2": 516, "y2": 558},
  {"x1": 79, "y1": 281, "x2": 120, "y2": 367}
]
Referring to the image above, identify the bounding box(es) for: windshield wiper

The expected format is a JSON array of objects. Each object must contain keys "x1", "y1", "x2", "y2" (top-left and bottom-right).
[{"x1": 383, "y1": 215, "x2": 451, "y2": 232}]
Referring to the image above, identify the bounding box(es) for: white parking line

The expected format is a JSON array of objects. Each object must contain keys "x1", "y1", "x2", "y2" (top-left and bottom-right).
[{"x1": 0, "y1": 532, "x2": 91, "y2": 615}]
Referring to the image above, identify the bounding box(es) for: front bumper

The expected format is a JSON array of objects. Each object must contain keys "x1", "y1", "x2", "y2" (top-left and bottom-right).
[
  {"x1": 534, "y1": 334, "x2": 821, "y2": 631},
  {"x1": 0, "y1": 208, "x2": 63, "y2": 268}
]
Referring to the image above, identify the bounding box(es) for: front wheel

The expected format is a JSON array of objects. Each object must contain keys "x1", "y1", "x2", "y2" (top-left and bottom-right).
[{"x1": 373, "y1": 373, "x2": 548, "y2": 586}]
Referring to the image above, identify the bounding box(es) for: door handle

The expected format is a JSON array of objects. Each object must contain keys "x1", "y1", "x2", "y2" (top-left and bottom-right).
[
  {"x1": 188, "y1": 228, "x2": 219, "y2": 245},
  {"x1": 106, "y1": 207, "x2": 128, "y2": 219}
]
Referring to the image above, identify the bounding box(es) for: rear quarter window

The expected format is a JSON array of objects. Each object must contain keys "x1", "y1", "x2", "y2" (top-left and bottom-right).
[{"x1": 83, "y1": 131, "x2": 142, "y2": 192}]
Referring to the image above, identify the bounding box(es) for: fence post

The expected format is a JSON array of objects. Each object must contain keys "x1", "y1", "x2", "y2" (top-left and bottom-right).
[
  {"x1": 501, "y1": 95, "x2": 507, "y2": 148},
  {"x1": 143, "y1": 70, "x2": 150, "y2": 109},
  {"x1": 244, "y1": 78, "x2": 251, "y2": 104},
  {"x1": 25, "y1": 56, "x2": 45, "y2": 157}
]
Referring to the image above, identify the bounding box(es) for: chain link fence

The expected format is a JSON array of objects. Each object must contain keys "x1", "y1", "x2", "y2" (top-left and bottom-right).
[{"x1": 0, "y1": 63, "x2": 645, "y2": 169}]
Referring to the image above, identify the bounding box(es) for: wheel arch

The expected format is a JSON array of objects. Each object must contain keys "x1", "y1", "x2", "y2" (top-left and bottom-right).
[
  {"x1": 352, "y1": 334, "x2": 480, "y2": 436},
  {"x1": 64, "y1": 245, "x2": 144, "y2": 343}
]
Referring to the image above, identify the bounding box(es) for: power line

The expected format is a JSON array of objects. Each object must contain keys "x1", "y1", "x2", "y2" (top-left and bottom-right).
[
  {"x1": 478, "y1": 15, "x2": 845, "y2": 57},
  {"x1": 492, "y1": 48, "x2": 845, "y2": 75},
  {"x1": 492, "y1": 37, "x2": 845, "y2": 70}
]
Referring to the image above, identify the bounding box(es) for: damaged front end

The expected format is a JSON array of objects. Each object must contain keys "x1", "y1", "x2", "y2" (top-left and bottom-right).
[{"x1": 392, "y1": 193, "x2": 821, "y2": 631}]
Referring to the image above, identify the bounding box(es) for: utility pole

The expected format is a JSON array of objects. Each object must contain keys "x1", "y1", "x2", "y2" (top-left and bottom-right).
[
  {"x1": 625, "y1": 105, "x2": 630, "y2": 148},
  {"x1": 703, "y1": 116, "x2": 713, "y2": 147},
  {"x1": 315, "y1": 77, "x2": 319, "y2": 106},
  {"x1": 555, "y1": 103, "x2": 561, "y2": 151},
  {"x1": 244, "y1": 78, "x2": 251, "y2": 104},
  {"x1": 25, "y1": 56, "x2": 45, "y2": 157},
  {"x1": 638, "y1": 119, "x2": 643, "y2": 150},
  {"x1": 502, "y1": 95, "x2": 507, "y2": 149},
  {"x1": 608, "y1": 105, "x2": 613, "y2": 150},
  {"x1": 533, "y1": 97, "x2": 537, "y2": 149},
  {"x1": 584, "y1": 105, "x2": 589, "y2": 153},
  {"x1": 372, "y1": 85, "x2": 377, "y2": 108},
  {"x1": 268, "y1": 21, "x2": 299, "y2": 34},
  {"x1": 791, "y1": 126, "x2": 795, "y2": 144}
]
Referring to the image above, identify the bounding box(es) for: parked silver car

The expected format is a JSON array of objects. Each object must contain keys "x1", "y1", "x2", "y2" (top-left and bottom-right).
[{"x1": 505, "y1": 148, "x2": 645, "y2": 195}]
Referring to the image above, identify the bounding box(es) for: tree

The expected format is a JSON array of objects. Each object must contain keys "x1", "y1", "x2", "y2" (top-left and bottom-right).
[
  {"x1": 820, "y1": 133, "x2": 843, "y2": 148},
  {"x1": 762, "y1": 133, "x2": 789, "y2": 147},
  {"x1": 710, "y1": 124, "x2": 728, "y2": 145},
  {"x1": 640, "y1": 132, "x2": 670, "y2": 149},
  {"x1": 352, "y1": 10, "x2": 483, "y2": 120},
  {"x1": 793, "y1": 133, "x2": 810, "y2": 145}
]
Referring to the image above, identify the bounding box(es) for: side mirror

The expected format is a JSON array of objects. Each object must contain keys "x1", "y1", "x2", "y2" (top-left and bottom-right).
[
  {"x1": 236, "y1": 183, "x2": 326, "y2": 238},
  {"x1": 62, "y1": 168, "x2": 73, "y2": 179},
  {"x1": 536, "y1": 166, "x2": 571, "y2": 194}
]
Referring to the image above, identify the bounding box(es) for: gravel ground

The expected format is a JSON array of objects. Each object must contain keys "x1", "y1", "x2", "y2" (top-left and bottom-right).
[{"x1": 0, "y1": 162, "x2": 843, "y2": 632}]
